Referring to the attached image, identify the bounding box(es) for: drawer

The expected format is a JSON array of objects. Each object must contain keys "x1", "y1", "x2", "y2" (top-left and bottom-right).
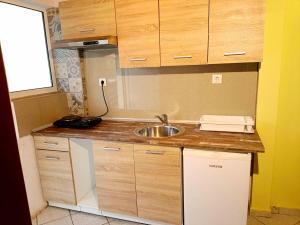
[
  {"x1": 36, "y1": 150, "x2": 76, "y2": 205},
  {"x1": 93, "y1": 140, "x2": 134, "y2": 159},
  {"x1": 34, "y1": 136, "x2": 69, "y2": 152},
  {"x1": 134, "y1": 144, "x2": 181, "y2": 167}
]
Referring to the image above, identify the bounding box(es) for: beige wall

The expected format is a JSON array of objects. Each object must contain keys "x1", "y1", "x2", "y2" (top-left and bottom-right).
[
  {"x1": 84, "y1": 50, "x2": 258, "y2": 121},
  {"x1": 13, "y1": 92, "x2": 69, "y2": 137}
]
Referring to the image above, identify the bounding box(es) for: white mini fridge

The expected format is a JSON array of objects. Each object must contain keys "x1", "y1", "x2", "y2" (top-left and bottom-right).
[{"x1": 183, "y1": 149, "x2": 251, "y2": 225}]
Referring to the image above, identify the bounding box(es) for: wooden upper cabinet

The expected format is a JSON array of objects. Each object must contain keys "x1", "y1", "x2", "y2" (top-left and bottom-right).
[
  {"x1": 208, "y1": 0, "x2": 265, "y2": 64},
  {"x1": 159, "y1": 0, "x2": 209, "y2": 66},
  {"x1": 59, "y1": 0, "x2": 117, "y2": 40},
  {"x1": 93, "y1": 141, "x2": 137, "y2": 216},
  {"x1": 134, "y1": 145, "x2": 182, "y2": 225},
  {"x1": 115, "y1": 0, "x2": 160, "y2": 68}
]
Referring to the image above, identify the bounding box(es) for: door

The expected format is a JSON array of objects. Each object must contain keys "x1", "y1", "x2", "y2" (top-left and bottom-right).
[
  {"x1": 208, "y1": 0, "x2": 264, "y2": 63},
  {"x1": 115, "y1": 0, "x2": 160, "y2": 68},
  {"x1": 93, "y1": 141, "x2": 137, "y2": 216},
  {"x1": 0, "y1": 45, "x2": 32, "y2": 225},
  {"x1": 59, "y1": 0, "x2": 117, "y2": 40},
  {"x1": 134, "y1": 145, "x2": 182, "y2": 225},
  {"x1": 160, "y1": 0, "x2": 209, "y2": 66}
]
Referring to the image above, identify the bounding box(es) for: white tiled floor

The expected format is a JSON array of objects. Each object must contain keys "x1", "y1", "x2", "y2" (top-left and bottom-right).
[{"x1": 32, "y1": 207, "x2": 300, "y2": 225}]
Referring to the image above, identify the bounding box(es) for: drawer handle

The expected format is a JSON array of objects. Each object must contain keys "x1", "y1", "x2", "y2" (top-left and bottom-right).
[
  {"x1": 224, "y1": 51, "x2": 246, "y2": 56},
  {"x1": 44, "y1": 141, "x2": 58, "y2": 145},
  {"x1": 129, "y1": 58, "x2": 147, "y2": 62},
  {"x1": 45, "y1": 156, "x2": 60, "y2": 160},
  {"x1": 79, "y1": 28, "x2": 95, "y2": 33},
  {"x1": 103, "y1": 147, "x2": 121, "y2": 151},
  {"x1": 145, "y1": 150, "x2": 165, "y2": 155},
  {"x1": 174, "y1": 55, "x2": 193, "y2": 59}
]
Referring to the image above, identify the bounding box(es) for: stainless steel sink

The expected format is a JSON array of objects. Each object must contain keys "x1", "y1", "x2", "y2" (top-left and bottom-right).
[{"x1": 134, "y1": 125, "x2": 184, "y2": 138}]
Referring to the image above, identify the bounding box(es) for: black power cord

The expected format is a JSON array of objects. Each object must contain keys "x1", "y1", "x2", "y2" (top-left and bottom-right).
[{"x1": 97, "y1": 80, "x2": 109, "y2": 118}]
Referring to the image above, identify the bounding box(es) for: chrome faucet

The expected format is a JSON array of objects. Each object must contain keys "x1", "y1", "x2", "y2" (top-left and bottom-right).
[{"x1": 155, "y1": 114, "x2": 169, "y2": 126}]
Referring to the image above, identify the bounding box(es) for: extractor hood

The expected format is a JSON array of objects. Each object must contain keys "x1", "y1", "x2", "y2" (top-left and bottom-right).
[{"x1": 52, "y1": 36, "x2": 117, "y2": 50}]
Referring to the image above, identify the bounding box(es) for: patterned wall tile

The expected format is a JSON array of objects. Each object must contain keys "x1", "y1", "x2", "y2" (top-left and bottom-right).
[
  {"x1": 69, "y1": 78, "x2": 83, "y2": 93},
  {"x1": 55, "y1": 62, "x2": 68, "y2": 78},
  {"x1": 57, "y1": 78, "x2": 70, "y2": 92},
  {"x1": 67, "y1": 60, "x2": 81, "y2": 78},
  {"x1": 47, "y1": 8, "x2": 61, "y2": 42},
  {"x1": 67, "y1": 93, "x2": 84, "y2": 115}
]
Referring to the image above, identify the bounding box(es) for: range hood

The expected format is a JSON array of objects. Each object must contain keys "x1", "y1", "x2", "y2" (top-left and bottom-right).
[{"x1": 52, "y1": 36, "x2": 117, "y2": 50}]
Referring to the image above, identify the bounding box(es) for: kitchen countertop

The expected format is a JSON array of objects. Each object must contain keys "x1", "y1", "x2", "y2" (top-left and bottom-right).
[{"x1": 33, "y1": 120, "x2": 264, "y2": 153}]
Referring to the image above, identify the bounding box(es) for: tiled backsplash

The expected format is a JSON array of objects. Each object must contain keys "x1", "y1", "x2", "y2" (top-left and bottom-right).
[{"x1": 47, "y1": 8, "x2": 86, "y2": 115}]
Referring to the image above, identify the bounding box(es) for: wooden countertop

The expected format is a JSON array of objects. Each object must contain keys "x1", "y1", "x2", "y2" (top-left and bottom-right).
[{"x1": 33, "y1": 120, "x2": 264, "y2": 153}]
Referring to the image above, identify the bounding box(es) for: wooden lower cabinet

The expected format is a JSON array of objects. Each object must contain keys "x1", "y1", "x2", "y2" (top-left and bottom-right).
[
  {"x1": 134, "y1": 145, "x2": 182, "y2": 225},
  {"x1": 36, "y1": 150, "x2": 76, "y2": 205},
  {"x1": 93, "y1": 141, "x2": 137, "y2": 216}
]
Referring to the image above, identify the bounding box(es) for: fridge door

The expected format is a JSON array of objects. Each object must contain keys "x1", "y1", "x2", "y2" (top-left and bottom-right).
[{"x1": 183, "y1": 149, "x2": 251, "y2": 225}]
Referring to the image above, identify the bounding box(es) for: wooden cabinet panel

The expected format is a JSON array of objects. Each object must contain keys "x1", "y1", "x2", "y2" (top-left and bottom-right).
[
  {"x1": 93, "y1": 141, "x2": 137, "y2": 216},
  {"x1": 34, "y1": 136, "x2": 69, "y2": 152},
  {"x1": 208, "y1": 0, "x2": 265, "y2": 63},
  {"x1": 115, "y1": 0, "x2": 160, "y2": 68},
  {"x1": 160, "y1": 0, "x2": 209, "y2": 66},
  {"x1": 37, "y1": 150, "x2": 76, "y2": 205},
  {"x1": 59, "y1": 0, "x2": 116, "y2": 40},
  {"x1": 134, "y1": 145, "x2": 182, "y2": 225}
]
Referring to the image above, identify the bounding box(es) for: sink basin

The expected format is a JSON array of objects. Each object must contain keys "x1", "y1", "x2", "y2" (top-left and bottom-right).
[{"x1": 134, "y1": 125, "x2": 184, "y2": 138}]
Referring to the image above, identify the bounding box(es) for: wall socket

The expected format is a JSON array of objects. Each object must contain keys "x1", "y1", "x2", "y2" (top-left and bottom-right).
[
  {"x1": 99, "y1": 78, "x2": 107, "y2": 87},
  {"x1": 212, "y1": 74, "x2": 223, "y2": 84}
]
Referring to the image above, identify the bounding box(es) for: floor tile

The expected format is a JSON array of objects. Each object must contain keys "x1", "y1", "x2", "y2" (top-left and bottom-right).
[
  {"x1": 70, "y1": 210, "x2": 80, "y2": 215},
  {"x1": 256, "y1": 214, "x2": 300, "y2": 225},
  {"x1": 71, "y1": 212, "x2": 108, "y2": 225},
  {"x1": 43, "y1": 216, "x2": 73, "y2": 225},
  {"x1": 37, "y1": 207, "x2": 70, "y2": 225},
  {"x1": 247, "y1": 216, "x2": 264, "y2": 225},
  {"x1": 108, "y1": 218, "x2": 145, "y2": 225}
]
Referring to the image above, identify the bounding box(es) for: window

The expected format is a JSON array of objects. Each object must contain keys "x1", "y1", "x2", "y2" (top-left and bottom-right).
[{"x1": 0, "y1": 1, "x2": 55, "y2": 96}]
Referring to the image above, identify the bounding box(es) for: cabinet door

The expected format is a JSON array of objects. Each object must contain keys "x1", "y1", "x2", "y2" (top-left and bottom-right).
[
  {"x1": 93, "y1": 141, "x2": 137, "y2": 216},
  {"x1": 34, "y1": 136, "x2": 69, "y2": 152},
  {"x1": 208, "y1": 0, "x2": 264, "y2": 63},
  {"x1": 59, "y1": 0, "x2": 116, "y2": 40},
  {"x1": 37, "y1": 150, "x2": 76, "y2": 205},
  {"x1": 134, "y1": 145, "x2": 182, "y2": 225},
  {"x1": 160, "y1": 0, "x2": 209, "y2": 66},
  {"x1": 115, "y1": 0, "x2": 160, "y2": 68}
]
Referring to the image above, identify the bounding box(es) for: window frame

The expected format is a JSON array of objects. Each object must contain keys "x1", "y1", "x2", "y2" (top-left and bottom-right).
[{"x1": 1, "y1": 0, "x2": 57, "y2": 99}]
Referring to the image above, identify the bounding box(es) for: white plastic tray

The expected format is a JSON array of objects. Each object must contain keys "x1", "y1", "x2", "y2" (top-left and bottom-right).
[{"x1": 199, "y1": 115, "x2": 255, "y2": 133}]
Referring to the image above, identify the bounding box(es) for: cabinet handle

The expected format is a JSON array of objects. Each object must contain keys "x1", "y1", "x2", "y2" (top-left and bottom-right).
[
  {"x1": 224, "y1": 51, "x2": 246, "y2": 56},
  {"x1": 103, "y1": 147, "x2": 121, "y2": 151},
  {"x1": 44, "y1": 141, "x2": 58, "y2": 145},
  {"x1": 145, "y1": 150, "x2": 165, "y2": 155},
  {"x1": 79, "y1": 28, "x2": 95, "y2": 33},
  {"x1": 129, "y1": 58, "x2": 147, "y2": 62},
  {"x1": 174, "y1": 55, "x2": 193, "y2": 59},
  {"x1": 45, "y1": 156, "x2": 60, "y2": 160}
]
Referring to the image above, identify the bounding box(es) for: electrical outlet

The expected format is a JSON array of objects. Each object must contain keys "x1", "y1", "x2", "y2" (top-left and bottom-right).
[
  {"x1": 212, "y1": 74, "x2": 223, "y2": 84},
  {"x1": 99, "y1": 78, "x2": 107, "y2": 87}
]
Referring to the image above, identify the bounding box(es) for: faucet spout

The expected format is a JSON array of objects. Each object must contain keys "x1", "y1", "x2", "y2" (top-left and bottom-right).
[{"x1": 155, "y1": 114, "x2": 169, "y2": 126}]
